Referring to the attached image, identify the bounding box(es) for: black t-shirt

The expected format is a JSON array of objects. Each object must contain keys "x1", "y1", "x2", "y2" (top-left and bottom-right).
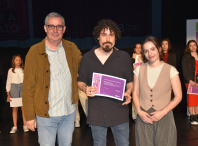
[{"x1": 78, "y1": 47, "x2": 133, "y2": 127}]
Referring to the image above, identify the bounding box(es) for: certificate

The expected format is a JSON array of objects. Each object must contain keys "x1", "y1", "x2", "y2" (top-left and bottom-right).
[
  {"x1": 133, "y1": 62, "x2": 143, "y2": 68},
  {"x1": 92, "y1": 72, "x2": 126, "y2": 101},
  {"x1": 10, "y1": 98, "x2": 23, "y2": 107},
  {"x1": 187, "y1": 83, "x2": 198, "y2": 95}
]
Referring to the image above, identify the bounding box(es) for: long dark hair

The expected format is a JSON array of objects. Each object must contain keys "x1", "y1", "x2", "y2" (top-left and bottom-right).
[
  {"x1": 184, "y1": 40, "x2": 198, "y2": 55},
  {"x1": 161, "y1": 38, "x2": 173, "y2": 53},
  {"x1": 11, "y1": 54, "x2": 24, "y2": 73},
  {"x1": 141, "y1": 36, "x2": 164, "y2": 62}
]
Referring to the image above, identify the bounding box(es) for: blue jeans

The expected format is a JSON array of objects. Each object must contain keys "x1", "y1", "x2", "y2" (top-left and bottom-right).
[
  {"x1": 90, "y1": 122, "x2": 129, "y2": 146},
  {"x1": 36, "y1": 110, "x2": 76, "y2": 146}
]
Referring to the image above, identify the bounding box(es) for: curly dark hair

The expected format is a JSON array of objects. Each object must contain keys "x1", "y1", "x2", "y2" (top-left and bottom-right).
[{"x1": 93, "y1": 19, "x2": 121, "y2": 44}]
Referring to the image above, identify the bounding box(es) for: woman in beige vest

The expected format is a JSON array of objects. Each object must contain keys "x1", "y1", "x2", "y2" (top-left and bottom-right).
[{"x1": 133, "y1": 36, "x2": 182, "y2": 146}]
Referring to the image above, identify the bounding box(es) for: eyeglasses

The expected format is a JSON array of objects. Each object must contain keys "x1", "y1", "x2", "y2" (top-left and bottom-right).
[{"x1": 46, "y1": 25, "x2": 64, "y2": 30}]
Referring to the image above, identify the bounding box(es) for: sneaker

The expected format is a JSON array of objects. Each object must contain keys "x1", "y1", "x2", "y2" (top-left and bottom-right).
[
  {"x1": 10, "y1": 127, "x2": 18, "y2": 133},
  {"x1": 190, "y1": 115, "x2": 198, "y2": 125},
  {"x1": 23, "y1": 125, "x2": 29, "y2": 132},
  {"x1": 75, "y1": 122, "x2": 80, "y2": 128}
]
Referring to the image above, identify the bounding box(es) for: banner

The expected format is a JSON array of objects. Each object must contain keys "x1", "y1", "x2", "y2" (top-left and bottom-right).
[
  {"x1": 0, "y1": 0, "x2": 162, "y2": 49},
  {"x1": 32, "y1": 0, "x2": 152, "y2": 39},
  {"x1": 0, "y1": 0, "x2": 29, "y2": 40}
]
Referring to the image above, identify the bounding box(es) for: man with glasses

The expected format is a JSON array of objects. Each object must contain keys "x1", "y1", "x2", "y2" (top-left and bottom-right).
[{"x1": 22, "y1": 12, "x2": 82, "y2": 146}]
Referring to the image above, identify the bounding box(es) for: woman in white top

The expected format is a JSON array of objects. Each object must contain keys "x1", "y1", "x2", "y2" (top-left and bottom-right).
[
  {"x1": 6, "y1": 55, "x2": 29, "y2": 133},
  {"x1": 131, "y1": 43, "x2": 143, "y2": 67},
  {"x1": 133, "y1": 36, "x2": 182, "y2": 146},
  {"x1": 131, "y1": 43, "x2": 143, "y2": 120}
]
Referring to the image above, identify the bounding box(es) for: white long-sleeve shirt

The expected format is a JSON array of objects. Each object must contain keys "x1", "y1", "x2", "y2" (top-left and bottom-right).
[
  {"x1": 6, "y1": 68, "x2": 24, "y2": 92},
  {"x1": 135, "y1": 54, "x2": 143, "y2": 63}
]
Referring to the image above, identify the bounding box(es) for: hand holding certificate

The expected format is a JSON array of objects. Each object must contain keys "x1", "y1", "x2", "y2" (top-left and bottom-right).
[
  {"x1": 91, "y1": 72, "x2": 126, "y2": 101},
  {"x1": 85, "y1": 86, "x2": 97, "y2": 97},
  {"x1": 10, "y1": 98, "x2": 23, "y2": 107},
  {"x1": 187, "y1": 83, "x2": 198, "y2": 95},
  {"x1": 133, "y1": 62, "x2": 143, "y2": 68}
]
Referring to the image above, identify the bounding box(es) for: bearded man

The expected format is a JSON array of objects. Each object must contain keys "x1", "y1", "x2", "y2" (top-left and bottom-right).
[{"x1": 77, "y1": 19, "x2": 133, "y2": 146}]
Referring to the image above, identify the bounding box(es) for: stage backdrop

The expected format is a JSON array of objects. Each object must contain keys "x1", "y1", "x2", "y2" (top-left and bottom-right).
[
  {"x1": 0, "y1": 0, "x2": 162, "y2": 50},
  {"x1": 186, "y1": 19, "x2": 198, "y2": 43}
]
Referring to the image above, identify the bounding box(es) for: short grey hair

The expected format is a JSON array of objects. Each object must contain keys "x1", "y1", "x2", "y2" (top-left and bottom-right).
[{"x1": 45, "y1": 12, "x2": 65, "y2": 26}]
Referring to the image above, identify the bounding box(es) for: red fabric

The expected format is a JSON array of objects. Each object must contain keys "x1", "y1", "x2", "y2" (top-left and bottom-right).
[
  {"x1": 163, "y1": 53, "x2": 169, "y2": 63},
  {"x1": 185, "y1": 60, "x2": 198, "y2": 107},
  {"x1": 195, "y1": 60, "x2": 198, "y2": 82}
]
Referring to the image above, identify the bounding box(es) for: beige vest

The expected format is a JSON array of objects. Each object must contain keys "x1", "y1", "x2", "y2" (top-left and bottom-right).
[{"x1": 139, "y1": 63, "x2": 172, "y2": 111}]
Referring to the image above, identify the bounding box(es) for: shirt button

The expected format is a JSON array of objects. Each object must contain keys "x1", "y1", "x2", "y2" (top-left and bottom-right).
[
  {"x1": 150, "y1": 95, "x2": 152, "y2": 97},
  {"x1": 45, "y1": 102, "x2": 47, "y2": 104},
  {"x1": 150, "y1": 100, "x2": 153, "y2": 102},
  {"x1": 46, "y1": 86, "x2": 48, "y2": 88},
  {"x1": 46, "y1": 70, "x2": 49, "y2": 73},
  {"x1": 152, "y1": 105, "x2": 154, "y2": 107},
  {"x1": 45, "y1": 114, "x2": 47, "y2": 116},
  {"x1": 151, "y1": 89, "x2": 153, "y2": 92}
]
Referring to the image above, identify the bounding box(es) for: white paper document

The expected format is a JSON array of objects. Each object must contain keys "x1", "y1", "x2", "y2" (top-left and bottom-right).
[{"x1": 10, "y1": 98, "x2": 23, "y2": 107}]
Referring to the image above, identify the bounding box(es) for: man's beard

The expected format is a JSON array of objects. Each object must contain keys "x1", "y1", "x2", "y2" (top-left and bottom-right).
[{"x1": 102, "y1": 42, "x2": 113, "y2": 52}]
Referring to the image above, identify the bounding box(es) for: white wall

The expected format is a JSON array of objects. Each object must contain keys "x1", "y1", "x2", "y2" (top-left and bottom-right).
[{"x1": 186, "y1": 19, "x2": 198, "y2": 43}]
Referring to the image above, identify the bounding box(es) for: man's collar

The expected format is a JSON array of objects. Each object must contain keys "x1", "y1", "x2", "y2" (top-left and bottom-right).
[
  {"x1": 45, "y1": 38, "x2": 63, "y2": 52},
  {"x1": 38, "y1": 37, "x2": 64, "y2": 54}
]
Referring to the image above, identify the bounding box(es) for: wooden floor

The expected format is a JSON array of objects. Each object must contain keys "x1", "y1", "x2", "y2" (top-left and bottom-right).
[{"x1": 0, "y1": 106, "x2": 198, "y2": 146}]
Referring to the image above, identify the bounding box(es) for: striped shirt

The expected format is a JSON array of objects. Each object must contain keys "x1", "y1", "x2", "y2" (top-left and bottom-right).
[{"x1": 45, "y1": 41, "x2": 76, "y2": 117}]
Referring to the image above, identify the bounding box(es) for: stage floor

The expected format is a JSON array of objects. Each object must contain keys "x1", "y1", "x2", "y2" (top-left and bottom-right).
[{"x1": 0, "y1": 107, "x2": 198, "y2": 146}]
